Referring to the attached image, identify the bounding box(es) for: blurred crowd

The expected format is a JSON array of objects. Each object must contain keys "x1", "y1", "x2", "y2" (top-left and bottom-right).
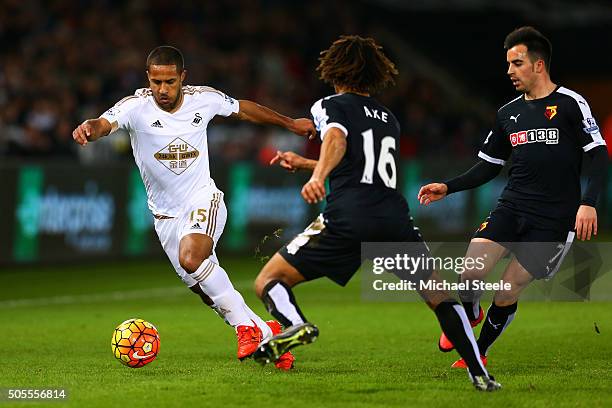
[{"x1": 0, "y1": 0, "x2": 489, "y2": 164}]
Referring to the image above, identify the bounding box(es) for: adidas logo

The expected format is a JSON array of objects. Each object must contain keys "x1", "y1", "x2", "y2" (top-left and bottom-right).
[
  {"x1": 190, "y1": 223, "x2": 201, "y2": 230},
  {"x1": 151, "y1": 120, "x2": 163, "y2": 128}
]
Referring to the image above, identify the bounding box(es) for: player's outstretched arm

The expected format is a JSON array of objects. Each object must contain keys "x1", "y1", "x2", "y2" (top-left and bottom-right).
[
  {"x1": 72, "y1": 118, "x2": 113, "y2": 146},
  {"x1": 234, "y1": 100, "x2": 316, "y2": 139},
  {"x1": 270, "y1": 151, "x2": 317, "y2": 173},
  {"x1": 418, "y1": 160, "x2": 503, "y2": 206},
  {"x1": 417, "y1": 183, "x2": 448, "y2": 206},
  {"x1": 301, "y1": 128, "x2": 346, "y2": 204}
]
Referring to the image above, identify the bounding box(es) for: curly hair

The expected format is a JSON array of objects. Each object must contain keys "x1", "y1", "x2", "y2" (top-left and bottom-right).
[{"x1": 316, "y1": 35, "x2": 398, "y2": 94}]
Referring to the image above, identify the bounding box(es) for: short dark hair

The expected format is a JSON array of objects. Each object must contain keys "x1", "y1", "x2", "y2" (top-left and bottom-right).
[
  {"x1": 504, "y1": 26, "x2": 552, "y2": 72},
  {"x1": 316, "y1": 35, "x2": 398, "y2": 94},
  {"x1": 146, "y1": 46, "x2": 184, "y2": 72}
]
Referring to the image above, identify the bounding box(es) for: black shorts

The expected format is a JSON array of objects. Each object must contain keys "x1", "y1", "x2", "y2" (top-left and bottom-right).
[
  {"x1": 279, "y1": 213, "x2": 432, "y2": 286},
  {"x1": 473, "y1": 204, "x2": 575, "y2": 280}
]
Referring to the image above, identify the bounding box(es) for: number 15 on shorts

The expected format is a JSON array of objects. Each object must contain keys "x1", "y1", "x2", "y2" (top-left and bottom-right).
[{"x1": 189, "y1": 209, "x2": 207, "y2": 222}]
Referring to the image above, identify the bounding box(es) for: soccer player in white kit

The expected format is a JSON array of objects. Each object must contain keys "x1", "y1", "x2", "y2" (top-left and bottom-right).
[{"x1": 72, "y1": 46, "x2": 315, "y2": 369}]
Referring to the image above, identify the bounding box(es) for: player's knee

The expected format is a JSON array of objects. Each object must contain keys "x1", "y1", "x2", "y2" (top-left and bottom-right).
[
  {"x1": 179, "y1": 234, "x2": 214, "y2": 274},
  {"x1": 254, "y1": 271, "x2": 280, "y2": 299},
  {"x1": 460, "y1": 267, "x2": 486, "y2": 282},
  {"x1": 179, "y1": 250, "x2": 207, "y2": 275},
  {"x1": 254, "y1": 253, "x2": 305, "y2": 298},
  {"x1": 494, "y1": 290, "x2": 520, "y2": 306},
  {"x1": 254, "y1": 274, "x2": 268, "y2": 299},
  {"x1": 254, "y1": 264, "x2": 292, "y2": 299}
]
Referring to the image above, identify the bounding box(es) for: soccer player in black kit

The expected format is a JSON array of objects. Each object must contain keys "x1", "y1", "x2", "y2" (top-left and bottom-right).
[
  {"x1": 418, "y1": 27, "x2": 607, "y2": 368},
  {"x1": 252, "y1": 35, "x2": 502, "y2": 391}
]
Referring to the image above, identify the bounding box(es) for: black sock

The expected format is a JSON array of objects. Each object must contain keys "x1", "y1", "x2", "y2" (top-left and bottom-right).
[
  {"x1": 261, "y1": 280, "x2": 307, "y2": 328},
  {"x1": 434, "y1": 301, "x2": 487, "y2": 377},
  {"x1": 458, "y1": 275, "x2": 482, "y2": 322},
  {"x1": 477, "y1": 302, "x2": 517, "y2": 356},
  {"x1": 461, "y1": 301, "x2": 481, "y2": 322}
]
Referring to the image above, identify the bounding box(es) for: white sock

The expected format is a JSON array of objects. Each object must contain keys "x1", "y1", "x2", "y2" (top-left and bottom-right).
[
  {"x1": 192, "y1": 259, "x2": 253, "y2": 328},
  {"x1": 234, "y1": 290, "x2": 273, "y2": 340},
  {"x1": 266, "y1": 282, "x2": 306, "y2": 326}
]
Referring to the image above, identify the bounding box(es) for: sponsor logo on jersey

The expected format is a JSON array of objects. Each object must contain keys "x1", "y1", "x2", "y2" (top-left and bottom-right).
[
  {"x1": 191, "y1": 113, "x2": 203, "y2": 127},
  {"x1": 154, "y1": 137, "x2": 200, "y2": 175},
  {"x1": 509, "y1": 114, "x2": 521, "y2": 123},
  {"x1": 544, "y1": 105, "x2": 557, "y2": 120},
  {"x1": 509, "y1": 128, "x2": 559, "y2": 147},
  {"x1": 104, "y1": 107, "x2": 118, "y2": 117},
  {"x1": 223, "y1": 94, "x2": 235, "y2": 105},
  {"x1": 151, "y1": 120, "x2": 163, "y2": 128},
  {"x1": 582, "y1": 117, "x2": 600, "y2": 134},
  {"x1": 190, "y1": 223, "x2": 202, "y2": 230}
]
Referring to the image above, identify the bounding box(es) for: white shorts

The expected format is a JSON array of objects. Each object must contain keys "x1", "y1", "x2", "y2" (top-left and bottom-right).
[{"x1": 154, "y1": 184, "x2": 228, "y2": 287}]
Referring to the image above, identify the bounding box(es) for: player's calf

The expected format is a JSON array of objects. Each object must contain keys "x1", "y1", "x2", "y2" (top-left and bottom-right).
[
  {"x1": 255, "y1": 253, "x2": 308, "y2": 328},
  {"x1": 189, "y1": 283, "x2": 214, "y2": 306},
  {"x1": 477, "y1": 301, "x2": 517, "y2": 356},
  {"x1": 179, "y1": 234, "x2": 257, "y2": 333}
]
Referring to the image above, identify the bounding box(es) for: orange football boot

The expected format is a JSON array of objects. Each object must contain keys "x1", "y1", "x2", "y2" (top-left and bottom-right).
[
  {"x1": 451, "y1": 355, "x2": 488, "y2": 369},
  {"x1": 265, "y1": 320, "x2": 295, "y2": 370},
  {"x1": 439, "y1": 306, "x2": 484, "y2": 352},
  {"x1": 236, "y1": 324, "x2": 262, "y2": 360}
]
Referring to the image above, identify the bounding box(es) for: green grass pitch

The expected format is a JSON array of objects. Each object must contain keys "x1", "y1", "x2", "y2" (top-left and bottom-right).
[{"x1": 1, "y1": 258, "x2": 611, "y2": 407}]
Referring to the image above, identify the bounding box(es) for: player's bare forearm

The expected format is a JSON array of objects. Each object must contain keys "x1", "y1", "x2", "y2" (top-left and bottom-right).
[
  {"x1": 72, "y1": 118, "x2": 112, "y2": 146},
  {"x1": 312, "y1": 129, "x2": 346, "y2": 181},
  {"x1": 271, "y1": 151, "x2": 318, "y2": 172},
  {"x1": 302, "y1": 129, "x2": 346, "y2": 204},
  {"x1": 302, "y1": 128, "x2": 346, "y2": 204},
  {"x1": 301, "y1": 159, "x2": 317, "y2": 171},
  {"x1": 235, "y1": 100, "x2": 315, "y2": 138},
  {"x1": 235, "y1": 100, "x2": 291, "y2": 127}
]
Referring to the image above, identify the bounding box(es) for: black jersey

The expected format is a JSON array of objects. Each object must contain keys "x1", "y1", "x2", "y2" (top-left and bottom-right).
[
  {"x1": 310, "y1": 93, "x2": 408, "y2": 218},
  {"x1": 479, "y1": 86, "x2": 606, "y2": 221}
]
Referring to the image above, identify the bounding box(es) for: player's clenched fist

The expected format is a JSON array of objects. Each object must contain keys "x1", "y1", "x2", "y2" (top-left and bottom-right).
[
  {"x1": 72, "y1": 121, "x2": 93, "y2": 146},
  {"x1": 290, "y1": 118, "x2": 316, "y2": 140},
  {"x1": 417, "y1": 183, "x2": 448, "y2": 206},
  {"x1": 302, "y1": 177, "x2": 326, "y2": 204}
]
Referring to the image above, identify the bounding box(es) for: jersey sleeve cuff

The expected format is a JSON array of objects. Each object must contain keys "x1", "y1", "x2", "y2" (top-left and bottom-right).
[
  {"x1": 98, "y1": 114, "x2": 120, "y2": 133},
  {"x1": 477, "y1": 151, "x2": 506, "y2": 166},
  {"x1": 320, "y1": 123, "x2": 348, "y2": 140},
  {"x1": 582, "y1": 140, "x2": 607, "y2": 152}
]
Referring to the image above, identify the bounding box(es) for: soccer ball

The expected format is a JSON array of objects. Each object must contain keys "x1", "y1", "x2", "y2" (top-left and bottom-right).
[{"x1": 111, "y1": 318, "x2": 160, "y2": 368}]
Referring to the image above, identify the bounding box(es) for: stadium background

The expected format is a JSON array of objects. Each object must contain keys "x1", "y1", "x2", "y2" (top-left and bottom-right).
[
  {"x1": 1, "y1": 1, "x2": 612, "y2": 406},
  {"x1": 1, "y1": 0, "x2": 611, "y2": 265}
]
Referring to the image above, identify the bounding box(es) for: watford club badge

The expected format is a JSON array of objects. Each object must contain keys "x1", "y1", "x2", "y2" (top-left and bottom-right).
[
  {"x1": 477, "y1": 221, "x2": 489, "y2": 232},
  {"x1": 545, "y1": 105, "x2": 558, "y2": 120}
]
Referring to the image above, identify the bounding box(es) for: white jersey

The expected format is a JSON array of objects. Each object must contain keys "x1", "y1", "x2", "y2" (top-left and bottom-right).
[{"x1": 100, "y1": 85, "x2": 239, "y2": 216}]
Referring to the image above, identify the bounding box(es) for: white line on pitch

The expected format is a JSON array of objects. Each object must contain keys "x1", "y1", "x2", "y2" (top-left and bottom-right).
[
  {"x1": 0, "y1": 287, "x2": 186, "y2": 309},
  {"x1": 0, "y1": 280, "x2": 252, "y2": 309}
]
